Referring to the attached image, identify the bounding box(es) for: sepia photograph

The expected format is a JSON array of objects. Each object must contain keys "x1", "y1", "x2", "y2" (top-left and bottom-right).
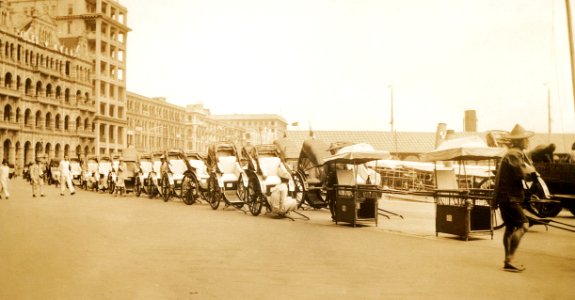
[{"x1": 0, "y1": 0, "x2": 574, "y2": 299}]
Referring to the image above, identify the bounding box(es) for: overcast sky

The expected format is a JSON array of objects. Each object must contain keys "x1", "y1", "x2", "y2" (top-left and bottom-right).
[{"x1": 120, "y1": 0, "x2": 575, "y2": 133}]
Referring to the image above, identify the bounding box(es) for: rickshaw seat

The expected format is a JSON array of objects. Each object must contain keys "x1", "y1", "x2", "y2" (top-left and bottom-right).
[
  {"x1": 170, "y1": 160, "x2": 187, "y2": 175},
  {"x1": 259, "y1": 157, "x2": 283, "y2": 185},
  {"x1": 218, "y1": 156, "x2": 240, "y2": 182},
  {"x1": 189, "y1": 159, "x2": 210, "y2": 179}
]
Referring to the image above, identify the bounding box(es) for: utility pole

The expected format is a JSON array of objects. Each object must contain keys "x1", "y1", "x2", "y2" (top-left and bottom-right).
[
  {"x1": 388, "y1": 85, "x2": 394, "y2": 133},
  {"x1": 565, "y1": 0, "x2": 575, "y2": 116},
  {"x1": 545, "y1": 83, "x2": 552, "y2": 142},
  {"x1": 388, "y1": 85, "x2": 398, "y2": 157}
]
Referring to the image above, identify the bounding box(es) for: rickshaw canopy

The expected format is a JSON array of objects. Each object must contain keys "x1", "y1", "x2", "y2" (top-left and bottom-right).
[
  {"x1": 322, "y1": 150, "x2": 391, "y2": 165},
  {"x1": 299, "y1": 139, "x2": 331, "y2": 168},
  {"x1": 420, "y1": 136, "x2": 506, "y2": 162},
  {"x1": 273, "y1": 137, "x2": 301, "y2": 161},
  {"x1": 123, "y1": 146, "x2": 138, "y2": 162}
]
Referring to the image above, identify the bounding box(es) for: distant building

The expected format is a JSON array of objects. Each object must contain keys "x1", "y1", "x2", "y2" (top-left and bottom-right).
[
  {"x1": 211, "y1": 114, "x2": 288, "y2": 146},
  {"x1": 126, "y1": 93, "x2": 246, "y2": 154}
]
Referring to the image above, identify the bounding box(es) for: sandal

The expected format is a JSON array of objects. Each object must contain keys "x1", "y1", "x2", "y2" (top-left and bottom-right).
[{"x1": 504, "y1": 263, "x2": 525, "y2": 272}]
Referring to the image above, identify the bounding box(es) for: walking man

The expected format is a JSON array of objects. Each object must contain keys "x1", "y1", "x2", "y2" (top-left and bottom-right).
[
  {"x1": 0, "y1": 159, "x2": 10, "y2": 199},
  {"x1": 59, "y1": 155, "x2": 75, "y2": 196},
  {"x1": 492, "y1": 124, "x2": 535, "y2": 272},
  {"x1": 30, "y1": 157, "x2": 46, "y2": 197}
]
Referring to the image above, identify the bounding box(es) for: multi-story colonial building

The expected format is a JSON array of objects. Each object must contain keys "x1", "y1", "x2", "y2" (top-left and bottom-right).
[
  {"x1": 0, "y1": 1, "x2": 95, "y2": 171},
  {"x1": 7, "y1": 0, "x2": 128, "y2": 157},
  {"x1": 127, "y1": 92, "x2": 246, "y2": 154},
  {"x1": 211, "y1": 114, "x2": 288, "y2": 146},
  {"x1": 54, "y1": 0, "x2": 128, "y2": 155},
  {"x1": 126, "y1": 92, "x2": 186, "y2": 152}
]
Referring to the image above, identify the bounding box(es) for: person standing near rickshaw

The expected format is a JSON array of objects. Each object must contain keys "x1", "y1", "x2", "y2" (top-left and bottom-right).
[
  {"x1": 59, "y1": 155, "x2": 76, "y2": 196},
  {"x1": 492, "y1": 124, "x2": 535, "y2": 273},
  {"x1": 30, "y1": 158, "x2": 46, "y2": 197},
  {"x1": 0, "y1": 159, "x2": 10, "y2": 199},
  {"x1": 114, "y1": 158, "x2": 127, "y2": 197}
]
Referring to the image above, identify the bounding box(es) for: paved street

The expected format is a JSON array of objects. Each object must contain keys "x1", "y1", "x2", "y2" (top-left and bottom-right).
[{"x1": 1, "y1": 178, "x2": 574, "y2": 300}]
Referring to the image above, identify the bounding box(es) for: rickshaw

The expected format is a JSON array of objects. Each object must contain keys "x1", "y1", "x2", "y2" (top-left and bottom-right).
[
  {"x1": 70, "y1": 157, "x2": 83, "y2": 187},
  {"x1": 186, "y1": 151, "x2": 210, "y2": 200},
  {"x1": 420, "y1": 136, "x2": 506, "y2": 240},
  {"x1": 134, "y1": 153, "x2": 158, "y2": 198},
  {"x1": 46, "y1": 158, "x2": 61, "y2": 186},
  {"x1": 147, "y1": 151, "x2": 164, "y2": 198},
  {"x1": 323, "y1": 148, "x2": 390, "y2": 227},
  {"x1": 97, "y1": 155, "x2": 113, "y2": 192},
  {"x1": 242, "y1": 144, "x2": 306, "y2": 219},
  {"x1": 205, "y1": 141, "x2": 246, "y2": 210},
  {"x1": 159, "y1": 149, "x2": 201, "y2": 205},
  {"x1": 117, "y1": 147, "x2": 139, "y2": 195},
  {"x1": 81, "y1": 155, "x2": 99, "y2": 190},
  {"x1": 106, "y1": 154, "x2": 122, "y2": 194},
  {"x1": 291, "y1": 139, "x2": 332, "y2": 209}
]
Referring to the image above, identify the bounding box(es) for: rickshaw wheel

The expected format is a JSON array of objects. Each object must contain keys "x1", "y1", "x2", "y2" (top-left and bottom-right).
[
  {"x1": 134, "y1": 177, "x2": 142, "y2": 197},
  {"x1": 108, "y1": 175, "x2": 115, "y2": 194},
  {"x1": 237, "y1": 173, "x2": 247, "y2": 202},
  {"x1": 247, "y1": 179, "x2": 262, "y2": 216},
  {"x1": 147, "y1": 178, "x2": 156, "y2": 199},
  {"x1": 181, "y1": 174, "x2": 199, "y2": 205},
  {"x1": 161, "y1": 174, "x2": 171, "y2": 202},
  {"x1": 292, "y1": 172, "x2": 306, "y2": 208},
  {"x1": 527, "y1": 195, "x2": 563, "y2": 218},
  {"x1": 208, "y1": 175, "x2": 221, "y2": 210}
]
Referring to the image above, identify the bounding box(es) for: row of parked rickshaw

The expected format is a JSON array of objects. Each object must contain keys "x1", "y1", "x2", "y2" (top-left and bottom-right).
[{"x1": 61, "y1": 139, "x2": 388, "y2": 224}]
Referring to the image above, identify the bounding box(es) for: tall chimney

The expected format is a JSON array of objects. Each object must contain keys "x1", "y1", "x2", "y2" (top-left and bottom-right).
[
  {"x1": 435, "y1": 123, "x2": 447, "y2": 148},
  {"x1": 464, "y1": 110, "x2": 477, "y2": 132}
]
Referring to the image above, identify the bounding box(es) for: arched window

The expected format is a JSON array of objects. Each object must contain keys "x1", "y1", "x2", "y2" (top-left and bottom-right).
[
  {"x1": 35, "y1": 111, "x2": 41, "y2": 128},
  {"x1": 64, "y1": 115, "x2": 70, "y2": 130},
  {"x1": 4, "y1": 72, "x2": 12, "y2": 88},
  {"x1": 55, "y1": 86, "x2": 62, "y2": 99},
  {"x1": 25, "y1": 78, "x2": 32, "y2": 95},
  {"x1": 46, "y1": 83, "x2": 53, "y2": 98},
  {"x1": 35, "y1": 81, "x2": 42, "y2": 97},
  {"x1": 55, "y1": 114, "x2": 61, "y2": 130},
  {"x1": 64, "y1": 88, "x2": 70, "y2": 103},
  {"x1": 24, "y1": 109, "x2": 32, "y2": 126},
  {"x1": 3, "y1": 104, "x2": 12, "y2": 121},
  {"x1": 45, "y1": 112, "x2": 52, "y2": 129}
]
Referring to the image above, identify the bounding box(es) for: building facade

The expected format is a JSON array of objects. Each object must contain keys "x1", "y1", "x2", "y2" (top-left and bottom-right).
[
  {"x1": 211, "y1": 114, "x2": 288, "y2": 146},
  {"x1": 126, "y1": 92, "x2": 186, "y2": 153},
  {"x1": 0, "y1": 1, "x2": 95, "y2": 172},
  {"x1": 127, "y1": 92, "x2": 246, "y2": 154}
]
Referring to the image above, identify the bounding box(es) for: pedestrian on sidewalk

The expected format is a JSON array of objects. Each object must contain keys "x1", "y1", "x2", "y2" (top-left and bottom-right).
[
  {"x1": 492, "y1": 124, "x2": 535, "y2": 273},
  {"x1": 30, "y1": 158, "x2": 46, "y2": 197},
  {"x1": 59, "y1": 155, "x2": 75, "y2": 196},
  {"x1": 0, "y1": 159, "x2": 10, "y2": 199}
]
